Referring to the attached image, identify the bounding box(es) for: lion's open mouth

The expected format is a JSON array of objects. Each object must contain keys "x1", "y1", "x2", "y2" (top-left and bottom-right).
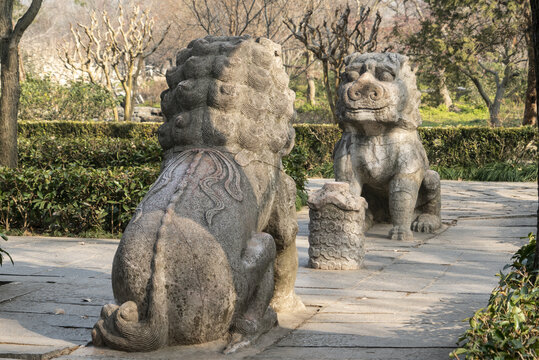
[{"x1": 346, "y1": 106, "x2": 387, "y2": 112}]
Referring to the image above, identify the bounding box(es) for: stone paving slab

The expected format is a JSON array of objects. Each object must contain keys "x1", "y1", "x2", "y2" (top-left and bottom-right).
[
  {"x1": 0, "y1": 180, "x2": 536, "y2": 359},
  {"x1": 244, "y1": 347, "x2": 456, "y2": 360}
]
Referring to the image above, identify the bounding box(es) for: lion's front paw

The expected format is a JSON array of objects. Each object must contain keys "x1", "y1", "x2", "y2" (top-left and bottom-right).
[
  {"x1": 389, "y1": 226, "x2": 413, "y2": 241},
  {"x1": 412, "y1": 214, "x2": 441, "y2": 233},
  {"x1": 270, "y1": 292, "x2": 305, "y2": 313}
]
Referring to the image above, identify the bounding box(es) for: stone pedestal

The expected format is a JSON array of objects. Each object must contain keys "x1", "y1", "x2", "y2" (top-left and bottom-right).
[{"x1": 308, "y1": 182, "x2": 367, "y2": 270}]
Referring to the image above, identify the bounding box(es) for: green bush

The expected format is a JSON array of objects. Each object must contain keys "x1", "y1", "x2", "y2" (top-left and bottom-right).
[
  {"x1": 19, "y1": 77, "x2": 117, "y2": 121},
  {"x1": 292, "y1": 124, "x2": 341, "y2": 177},
  {"x1": 283, "y1": 140, "x2": 309, "y2": 209},
  {"x1": 4, "y1": 121, "x2": 538, "y2": 236},
  {"x1": 292, "y1": 124, "x2": 537, "y2": 178},
  {"x1": 17, "y1": 121, "x2": 538, "y2": 181},
  {"x1": 451, "y1": 233, "x2": 538, "y2": 359},
  {"x1": 18, "y1": 136, "x2": 162, "y2": 168},
  {"x1": 419, "y1": 127, "x2": 537, "y2": 168},
  {"x1": 18, "y1": 120, "x2": 159, "y2": 138},
  {"x1": 0, "y1": 165, "x2": 159, "y2": 235}
]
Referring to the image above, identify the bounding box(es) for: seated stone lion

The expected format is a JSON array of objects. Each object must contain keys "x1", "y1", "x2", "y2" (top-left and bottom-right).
[
  {"x1": 92, "y1": 36, "x2": 303, "y2": 353},
  {"x1": 334, "y1": 52, "x2": 441, "y2": 241}
]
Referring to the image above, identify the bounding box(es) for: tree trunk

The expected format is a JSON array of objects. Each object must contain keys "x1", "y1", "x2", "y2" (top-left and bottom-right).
[
  {"x1": 0, "y1": 39, "x2": 20, "y2": 168},
  {"x1": 530, "y1": 0, "x2": 539, "y2": 273},
  {"x1": 488, "y1": 101, "x2": 502, "y2": 127},
  {"x1": 437, "y1": 70, "x2": 453, "y2": 108},
  {"x1": 124, "y1": 88, "x2": 133, "y2": 122},
  {"x1": 306, "y1": 52, "x2": 316, "y2": 105},
  {"x1": 524, "y1": 31, "x2": 537, "y2": 126},
  {"x1": 489, "y1": 78, "x2": 509, "y2": 127},
  {"x1": 0, "y1": 0, "x2": 42, "y2": 168},
  {"x1": 17, "y1": 47, "x2": 25, "y2": 82},
  {"x1": 322, "y1": 60, "x2": 336, "y2": 123},
  {"x1": 112, "y1": 106, "x2": 119, "y2": 122}
]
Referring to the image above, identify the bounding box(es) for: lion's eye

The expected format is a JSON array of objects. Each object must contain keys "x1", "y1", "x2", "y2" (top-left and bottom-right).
[
  {"x1": 346, "y1": 71, "x2": 360, "y2": 82},
  {"x1": 376, "y1": 69, "x2": 394, "y2": 82}
]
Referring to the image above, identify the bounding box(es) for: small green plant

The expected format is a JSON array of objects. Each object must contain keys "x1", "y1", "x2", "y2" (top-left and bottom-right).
[
  {"x1": 283, "y1": 140, "x2": 309, "y2": 210},
  {"x1": 450, "y1": 233, "x2": 538, "y2": 359},
  {"x1": 0, "y1": 233, "x2": 13, "y2": 266}
]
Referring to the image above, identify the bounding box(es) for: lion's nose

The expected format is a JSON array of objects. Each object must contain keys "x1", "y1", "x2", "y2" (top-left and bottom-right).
[{"x1": 347, "y1": 72, "x2": 384, "y2": 101}]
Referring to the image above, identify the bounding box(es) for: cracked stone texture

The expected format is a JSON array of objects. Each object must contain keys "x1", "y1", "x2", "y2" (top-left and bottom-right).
[
  {"x1": 0, "y1": 180, "x2": 536, "y2": 359},
  {"x1": 334, "y1": 52, "x2": 442, "y2": 241}
]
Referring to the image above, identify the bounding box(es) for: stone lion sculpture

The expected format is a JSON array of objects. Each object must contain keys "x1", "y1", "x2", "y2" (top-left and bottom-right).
[
  {"x1": 92, "y1": 35, "x2": 303, "y2": 353},
  {"x1": 334, "y1": 52, "x2": 441, "y2": 241}
]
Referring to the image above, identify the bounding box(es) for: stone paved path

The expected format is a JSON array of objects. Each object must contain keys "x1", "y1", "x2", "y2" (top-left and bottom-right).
[{"x1": 0, "y1": 180, "x2": 536, "y2": 360}]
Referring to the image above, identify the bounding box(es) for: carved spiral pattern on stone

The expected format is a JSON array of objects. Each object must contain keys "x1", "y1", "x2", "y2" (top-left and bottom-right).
[
  {"x1": 308, "y1": 204, "x2": 365, "y2": 270},
  {"x1": 133, "y1": 148, "x2": 243, "y2": 226}
]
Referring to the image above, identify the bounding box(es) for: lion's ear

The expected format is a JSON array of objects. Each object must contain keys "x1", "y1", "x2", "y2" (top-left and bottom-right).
[
  {"x1": 344, "y1": 53, "x2": 358, "y2": 66},
  {"x1": 387, "y1": 53, "x2": 408, "y2": 69}
]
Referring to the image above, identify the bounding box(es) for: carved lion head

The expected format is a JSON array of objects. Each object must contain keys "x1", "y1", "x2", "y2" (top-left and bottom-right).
[
  {"x1": 158, "y1": 36, "x2": 296, "y2": 160},
  {"x1": 336, "y1": 52, "x2": 421, "y2": 132}
]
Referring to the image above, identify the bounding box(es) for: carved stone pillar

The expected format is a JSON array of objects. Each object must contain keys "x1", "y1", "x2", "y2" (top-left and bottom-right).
[{"x1": 308, "y1": 182, "x2": 367, "y2": 270}]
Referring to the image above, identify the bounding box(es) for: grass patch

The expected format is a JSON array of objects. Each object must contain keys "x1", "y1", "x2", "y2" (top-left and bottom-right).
[
  {"x1": 432, "y1": 162, "x2": 537, "y2": 182},
  {"x1": 420, "y1": 101, "x2": 524, "y2": 127}
]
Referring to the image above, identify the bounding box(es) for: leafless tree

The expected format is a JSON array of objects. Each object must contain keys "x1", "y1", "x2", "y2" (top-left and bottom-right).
[
  {"x1": 184, "y1": 0, "x2": 295, "y2": 41},
  {"x1": 185, "y1": 0, "x2": 264, "y2": 36},
  {"x1": 285, "y1": 4, "x2": 382, "y2": 120},
  {"x1": 60, "y1": 4, "x2": 169, "y2": 121},
  {"x1": 0, "y1": 0, "x2": 42, "y2": 168}
]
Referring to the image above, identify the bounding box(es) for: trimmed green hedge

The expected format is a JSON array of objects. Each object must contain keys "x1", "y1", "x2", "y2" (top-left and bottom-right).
[
  {"x1": 18, "y1": 121, "x2": 159, "y2": 139},
  {"x1": 19, "y1": 122, "x2": 537, "y2": 174},
  {"x1": 420, "y1": 127, "x2": 538, "y2": 167},
  {"x1": 3, "y1": 121, "x2": 536, "y2": 235},
  {"x1": 0, "y1": 165, "x2": 158, "y2": 235},
  {"x1": 18, "y1": 136, "x2": 162, "y2": 168},
  {"x1": 292, "y1": 124, "x2": 538, "y2": 176}
]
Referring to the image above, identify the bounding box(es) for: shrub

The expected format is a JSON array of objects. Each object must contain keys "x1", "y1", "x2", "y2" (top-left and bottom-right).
[
  {"x1": 18, "y1": 136, "x2": 162, "y2": 168},
  {"x1": 19, "y1": 121, "x2": 537, "y2": 169},
  {"x1": 19, "y1": 76, "x2": 117, "y2": 121},
  {"x1": 18, "y1": 120, "x2": 159, "y2": 138},
  {"x1": 451, "y1": 233, "x2": 538, "y2": 359},
  {"x1": 292, "y1": 124, "x2": 341, "y2": 176},
  {"x1": 419, "y1": 127, "x2": 537, "y2": 168},
  {"x1": 292, "y1": 125, "x2": 537, "y2": 177},
  {"x1": 0, "y1": 165, "x2": 159, "y2": 235},
  {"x1": 283, "y1": 141, "x2": 309, "y2": 209}
]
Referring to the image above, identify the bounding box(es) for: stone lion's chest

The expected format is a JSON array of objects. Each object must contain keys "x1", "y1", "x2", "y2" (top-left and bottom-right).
[
  {"x1": 351, "y1": 135, "x2": 423, "y2": 184},
  {"x1": 353, "y1": 141, "x2": 396, "y2": 182}
]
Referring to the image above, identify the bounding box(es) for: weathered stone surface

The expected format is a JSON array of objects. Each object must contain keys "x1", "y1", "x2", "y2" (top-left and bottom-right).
[
  {"x1": 334, "y1": 53, "x2": 442, "y2": 241},
  {"x1": 92, "y1": 36, "x2": 302, "y2": 353},
  {"x1": 307, "y1": 182, "x2": 367, "y2": 270}
]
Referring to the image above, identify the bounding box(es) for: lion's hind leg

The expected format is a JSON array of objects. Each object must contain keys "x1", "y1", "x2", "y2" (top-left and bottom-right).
[
  {"x1": 224, "y1": 233, "x2": 277, "y2": 354},
  {"x1": 265, "y1": 174, "x2": 305, "y2": 313}
]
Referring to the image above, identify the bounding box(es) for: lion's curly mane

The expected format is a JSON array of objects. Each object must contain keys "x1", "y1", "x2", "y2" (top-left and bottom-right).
[{"x1": 158, "y1": 36, "x2": 296, "y2": 161}]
